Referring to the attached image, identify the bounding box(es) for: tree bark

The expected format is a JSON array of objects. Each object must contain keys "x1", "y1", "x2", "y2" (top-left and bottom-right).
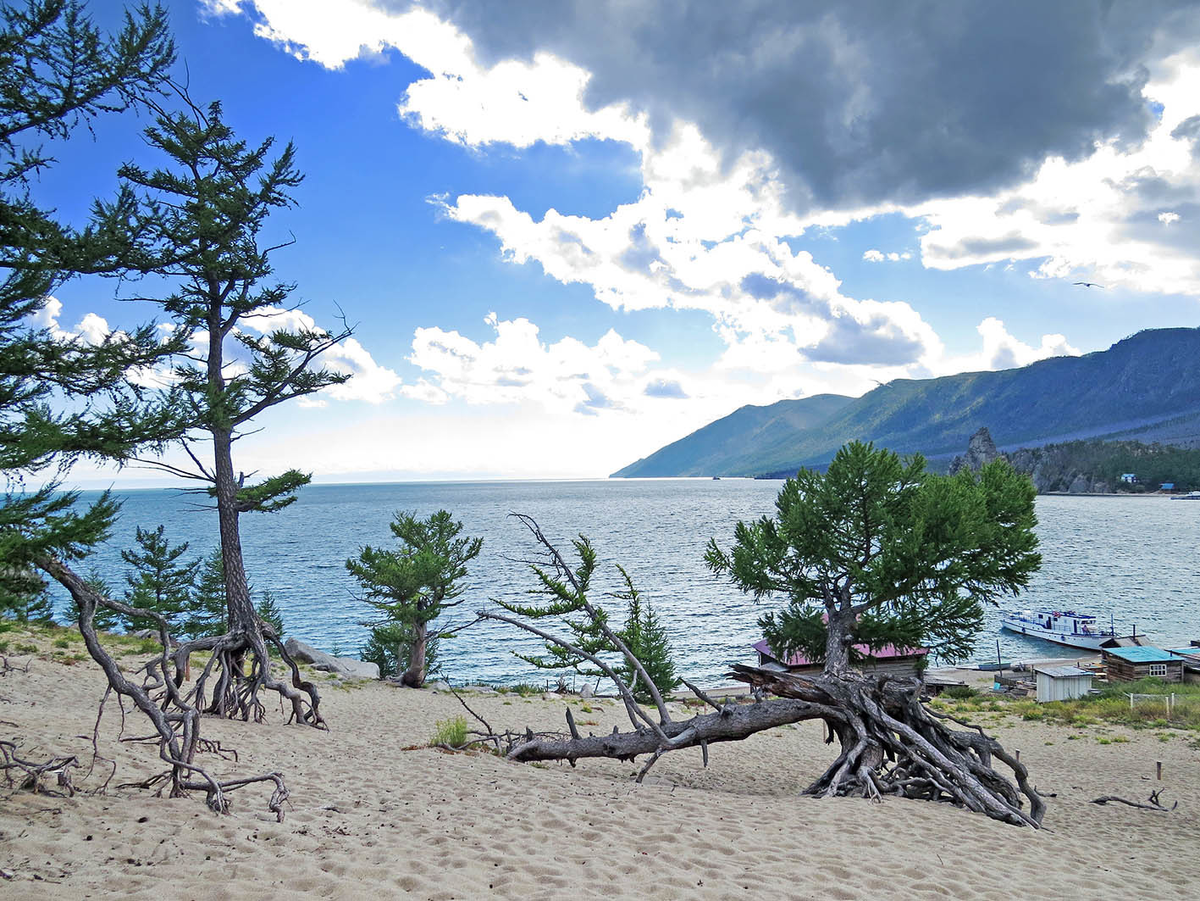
[
  {"x1": 401, "y1": 622, "x2": 427, "y2": 688},
  {"x1": 502, "y1": 665, "x2": 1045, "y2": 828},
  {"x1": 211, "y1": 427, "x2": 257, "y2": 632}
]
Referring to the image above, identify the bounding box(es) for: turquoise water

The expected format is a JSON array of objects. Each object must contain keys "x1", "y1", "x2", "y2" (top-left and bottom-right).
[{"x1": 57, "y1": 482, "x2": 1200, "y2": 685}]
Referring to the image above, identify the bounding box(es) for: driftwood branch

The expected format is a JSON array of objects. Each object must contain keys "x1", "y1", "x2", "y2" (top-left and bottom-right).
[
  {"x1": 1091, "y1": 791, "x2": 1177, "y2": 812},
  {"x1": 0, "y1": 740, "x2": 79, "y2": 797}
]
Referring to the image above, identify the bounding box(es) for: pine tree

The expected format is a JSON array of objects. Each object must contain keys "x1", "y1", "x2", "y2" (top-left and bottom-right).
[
  {"x1": 104, "y1": 97, "x2": 353, "y2": 724},
  {"x1": 612, "y1": 565, "x2": 678, "y2": 703},
  {"x1": 1, "y1": 563, "x2": 49, "y2": 621},
  {"x1": 707, "y1": 441, "x2": 1042, "y2": 672},
  {"x1": 0, "y1": 1, "x2": 182, "y2": 584},
  {"x1": 181, "y1": 548, "x2": 227, "y2": 640},
  {"x1": 347, "y1": 510, "x2": 481, "y2": 687},
  {"x1": 255, "y1": 591, "x2": 285, "y2": 639},
  {"x1": 80, "y1": 567, "x2": 122, "y2": 633},
  {"x1": 120, "y1": 525, "x2": 199, "y2": 633},
  {"x1": 0, "y1": 563, "x2": 55, "y2": 625},
  {"x1": 491, "y1": 523, "x2": 673, "y2": 712}
]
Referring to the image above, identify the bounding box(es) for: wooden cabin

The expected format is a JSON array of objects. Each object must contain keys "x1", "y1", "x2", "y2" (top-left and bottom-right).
[
  {"x1": 752, "y1": 639, "x2": 928, "y2": 679},
  {"x1": 1166, "y1": 646, "x2": 1200, "y2": 685},
  {"x1": 1101, "y1": 646, "x2": 1184, "y2": 683},
  {"x1": 1100, "y1": 634, "x2": 1152, "y2": 649},
  {"x1": 1034, "y1": 665, "x2": 1092, "y2": 702}
]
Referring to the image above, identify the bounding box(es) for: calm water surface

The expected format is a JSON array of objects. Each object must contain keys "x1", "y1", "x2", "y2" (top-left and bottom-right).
[{"x1": 64, "y1": 482, "x2": 1200, "y2": 686}]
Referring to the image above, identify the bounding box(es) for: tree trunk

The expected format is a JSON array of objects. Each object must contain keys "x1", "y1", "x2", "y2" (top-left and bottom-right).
[
  {"x1": 823, "y1": 605, "x2": 854, "y2": 676},
  {"x1": 400, "y1": 622, "x2": 427, "y2": 688},
  {"x1": 163, "y1": 426, "x2": 325, "y2": 728},
  {"x1": 212, "y1": 428, "x2": 257, "y2": 631},
  {"x1": 501, "y1": 665, "x2": 1045, "y2": 829}
]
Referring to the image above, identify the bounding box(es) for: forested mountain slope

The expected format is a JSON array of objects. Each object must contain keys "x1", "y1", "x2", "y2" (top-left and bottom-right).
[{"x1": 612, "y1": 328, "x2": 1200, "y2": 478}]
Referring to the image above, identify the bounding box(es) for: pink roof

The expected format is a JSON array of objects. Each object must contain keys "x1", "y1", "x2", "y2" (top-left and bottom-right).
[{"x1": 752, "y1": 638, "x2": 928, "y2": 668}]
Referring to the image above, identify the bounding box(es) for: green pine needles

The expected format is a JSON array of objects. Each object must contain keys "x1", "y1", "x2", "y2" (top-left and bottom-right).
[
  {"x1": 120, "y1": 525, "x2": 199, "y2": 633},
  {"x1": 706, "y1": 440, "x2": 1041, "y2": 672},
  {"x1": 492, "y1": 520, "x2": 680, "y2": 705},
  {"x1": 348, "y1": 510, "x2": 482, "y2": 688}
]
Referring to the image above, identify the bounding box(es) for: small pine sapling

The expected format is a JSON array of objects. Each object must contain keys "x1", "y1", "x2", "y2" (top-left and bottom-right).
[{"x1": 120, "y1": 525, "x2": 199, "y2": 633}]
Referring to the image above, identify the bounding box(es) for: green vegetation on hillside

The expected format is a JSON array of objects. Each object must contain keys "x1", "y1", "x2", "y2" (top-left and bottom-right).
[
  {"x1": 1006, "y1": 439, "x2": 1200, "y2": 493},
  {"x1": 613, "y1": 328, "x2": 1200, "y2": 479}
]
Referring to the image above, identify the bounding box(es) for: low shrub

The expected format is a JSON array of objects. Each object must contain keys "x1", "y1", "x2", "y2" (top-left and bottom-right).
[
  {"x1": 943, "y1": 685, "x2": 978, "y2": 700},
  {"x1": 429, "y1": 716, "x2": 469, "y2": 748}
]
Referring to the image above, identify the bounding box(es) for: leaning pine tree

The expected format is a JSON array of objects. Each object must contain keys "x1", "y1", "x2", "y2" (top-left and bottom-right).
[
  {"x1": 483, "y1": 445, "x2": 1047, "y2": 828},
  {"x1": 110, "y1": 98, "x2": 353, "y2": 726}
]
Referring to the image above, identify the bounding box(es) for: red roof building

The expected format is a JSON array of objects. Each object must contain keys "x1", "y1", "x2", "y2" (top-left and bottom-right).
[{"x1": 752, "y1": 639, "x2": 929, "y2": 678}]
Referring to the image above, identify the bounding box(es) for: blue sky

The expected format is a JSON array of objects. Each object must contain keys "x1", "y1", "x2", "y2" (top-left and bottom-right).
[{"x1": 41, "y1": 1, "x2": 1200, "y2": 484}]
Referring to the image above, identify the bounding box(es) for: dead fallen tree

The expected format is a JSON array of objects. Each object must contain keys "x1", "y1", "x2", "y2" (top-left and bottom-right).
[
  {"x1": 37, "y1": 555, "x2": 290, "y2": 819},
  {"x1": 481, "y1": 504, "x2": 1046, "y2": 828}
]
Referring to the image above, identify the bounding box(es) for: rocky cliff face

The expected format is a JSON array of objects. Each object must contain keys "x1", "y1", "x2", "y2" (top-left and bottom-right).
[
  {"x1": 953, "y1": 431, "x2": 1111, "y2": 493},
  {"x1": 949, "y1": 427, "x2": 1001, "y2": 474}
]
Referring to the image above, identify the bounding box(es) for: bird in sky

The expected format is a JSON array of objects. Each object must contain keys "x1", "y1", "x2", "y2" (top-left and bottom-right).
[{"x1": 1072, "y1": 281, "x2": 1105, "y2": 288}]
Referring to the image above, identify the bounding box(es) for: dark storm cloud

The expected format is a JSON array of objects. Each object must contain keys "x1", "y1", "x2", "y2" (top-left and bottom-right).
[{"x1": 407, "y1": 0, "x2": 1198, "y2": 212}]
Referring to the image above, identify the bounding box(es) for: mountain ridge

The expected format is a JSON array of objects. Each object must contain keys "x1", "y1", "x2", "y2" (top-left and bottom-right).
[{"x1": 611, "y1": 327, "x2": 1200, "y2": 478}]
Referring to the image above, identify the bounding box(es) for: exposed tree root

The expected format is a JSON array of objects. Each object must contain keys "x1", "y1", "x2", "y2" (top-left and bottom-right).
[
  {"x1": 37, "y1": 555, "x2": 292, "y2": 819},
  {"x1": 164, "y1": 628, "x2": 324, "y2": 729},
  {"x1": 732, "y1": 666, "x2": 1044, "y2": 827},
  {"x1": 0, "y1": 739, "x2": 78, "y2": 797}
]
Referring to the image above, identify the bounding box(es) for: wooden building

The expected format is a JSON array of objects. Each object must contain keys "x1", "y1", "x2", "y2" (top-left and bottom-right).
[
  {"x1": 1100, "y1": 635, "x2": 1152, "y2": 649},
  {"x1": 1101, "y1": 646, "x2": 1184, "y2": 683},
  {"x1": 1034, "y1": 665, "x2": 1092, "y2": 702},
  {"x1": 752, "y1": 639, "x2": 928, "y2": 679},
  {"x1": 1166, "y1": 646, "x2": 1200, "y2": 685}
]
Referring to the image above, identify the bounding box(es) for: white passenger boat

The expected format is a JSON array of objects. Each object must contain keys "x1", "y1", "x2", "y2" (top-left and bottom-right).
[{"x1": 999, "y1": 609, "x2": 1116, "y2": 650}]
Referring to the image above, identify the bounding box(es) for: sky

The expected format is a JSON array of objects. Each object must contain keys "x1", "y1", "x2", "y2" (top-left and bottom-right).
[{"x1": 38, "y1": 0, "x2": 1200, "y2": 485}]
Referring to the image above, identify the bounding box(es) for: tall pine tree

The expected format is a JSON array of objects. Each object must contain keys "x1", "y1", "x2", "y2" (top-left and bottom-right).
[
  {"x1": 106, "y1": 97, "x2": 351, "y2": 724},
  {"x1": 0, "y1": 1, "x2": 182, "y2": 605}
]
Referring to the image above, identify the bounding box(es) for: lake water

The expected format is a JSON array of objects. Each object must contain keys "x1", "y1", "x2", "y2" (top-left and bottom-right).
[{"x1": 59, "y1": 481, "x2": 1200, "y2": 686}]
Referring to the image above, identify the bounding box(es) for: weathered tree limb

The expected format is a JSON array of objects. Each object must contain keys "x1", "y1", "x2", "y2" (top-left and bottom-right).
[
  {"x1": 498, "y1": 663, "x2": 1044, "y2": 827},
  {"x1": 505, "y1": 695, "x2": 838, "y2": 764},
  {"x1": 36, "y1": 555, "x2": 291, "y2": 818},
  {"x1": 0, "y1": 740, "x2": 78, "y2": 797},
  {"x1": 1091, "y1": 791, "x2": 1176, "y2": 812},
  {"x1": 478, "y1": 610, "x2": 670, "y2": 742},
  {"x1": 510, "y1": 513, "x2": 674, "y2": 725}
]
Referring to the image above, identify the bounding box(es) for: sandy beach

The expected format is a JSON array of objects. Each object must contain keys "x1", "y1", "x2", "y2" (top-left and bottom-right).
[{"x1": 2, "y1": 641, "x2": 1199, "y2": 900}]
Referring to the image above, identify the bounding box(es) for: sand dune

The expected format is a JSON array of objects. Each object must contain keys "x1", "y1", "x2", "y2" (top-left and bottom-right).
[{"x1": 2, "y1": 648, "x2": 1199, "y2": 900}]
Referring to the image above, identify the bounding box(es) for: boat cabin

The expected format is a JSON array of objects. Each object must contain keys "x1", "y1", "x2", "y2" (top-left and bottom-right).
[
  {"x1": 752, "y1": 639, "x2": 928, "y2": 679},
  {"x1": 1101, "y1": 646, "x2": 1184, "y2": 684}
]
